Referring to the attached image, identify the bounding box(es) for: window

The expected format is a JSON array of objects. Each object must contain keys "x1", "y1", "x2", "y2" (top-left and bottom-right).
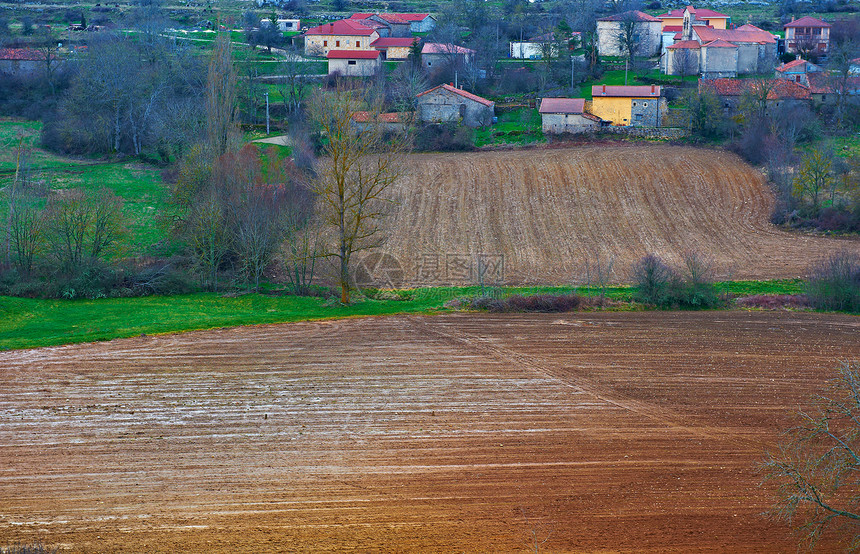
[
  {"x1": 336, "y1": 40, "x2": 340, "y2": 47},
  {"x1": 796, "y1": 75, "x2": 801, "y2": 82},
  {"x1": 643, "y1": 102, "x2": 648, "y2": 107},
  {"x1": 348, "y1": 60, "x2": 356, "y2": 65},
  {"x1": 323, "y1": 40, "x2": 328, "y2": 47},
  {"x1": 632, "y1": 101, "x2": 637, "y2": 106},
  {"x1": 356, "y1": 41, "x2": 360, "y2": 47}
]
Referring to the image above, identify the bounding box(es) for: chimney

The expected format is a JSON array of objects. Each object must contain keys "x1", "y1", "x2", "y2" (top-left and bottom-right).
[
  {"x1": 651, "y1": 84, "x2": 656, "y2": 94},
  {"x1": 602, "y1": 84, "x2": 606, "y2": 94}
]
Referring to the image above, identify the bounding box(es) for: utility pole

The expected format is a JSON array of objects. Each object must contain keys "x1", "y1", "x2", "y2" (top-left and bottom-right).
[{"x1": 264, "y1": 92, "x2": 270, "y2": 134}]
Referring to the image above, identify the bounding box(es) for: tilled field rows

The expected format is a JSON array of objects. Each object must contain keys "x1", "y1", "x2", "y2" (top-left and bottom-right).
[
  {"x1": 379, "y1": 146, "x2": 859, "y2": 284},
  {"x1": 1, "y1": 311, "x2": 859, "y2": 552}
]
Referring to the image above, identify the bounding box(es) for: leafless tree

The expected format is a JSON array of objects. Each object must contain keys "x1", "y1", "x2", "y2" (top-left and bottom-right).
[
  {"x1": 762, "y1": 360, "x2": 860, "y2": 551},
  {"x1": 671, "y1": 47, "x2": 697, "y2": 79},
  {"x1": 308, "y1": 87, "x2": 406, "y2": 303},
  {"x1": 275, "y1": 44, "x2": 307, "y2": 114},
  {"x1": 205, "y1": 32, "x2": 240, "y2": 157}
]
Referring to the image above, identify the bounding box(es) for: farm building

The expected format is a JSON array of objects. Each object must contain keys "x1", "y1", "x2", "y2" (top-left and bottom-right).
[
  {"x1": 596, "y1": 11, "x2": 662, "y2": 58},
  {"x1": 775, "y1": 58, "x2": 823, "y2": 86},
  {"x1": 303, "y1": 20, "x2": 379, "y2": 57},
  {"x1": 416, "y1": 84, "x2": 494, "y2": 127},
  {"x1": 261, "y1": 19, "x2": 300, "y2": 32},
  {"x1": 327, "y1": 49, "x2": 381, "y2": 77},
  {"x1": 371, "y1": 37, "x2": 418, "y2": 60},
  {"x1": 421, "y1": 43, "x2": 476, "y2": 72},
  {"x1": 352, "y1": 12, "x2": 435, "y2": 34},
  {"x1": 350, "y1": 111, "x2": 413, "y2": 131},
  {"x1": 590, "y1": 85, "x2": 664, "y2": 127},
  {"x1": 784, "y1": 16, "x2": 831, "y2": 55},
  {"x1": 538, "y1": 98, "x2": 602, "y2": 133},
  {"x1": 0, "y1": 48, "x2": 52, "y2": 77}
]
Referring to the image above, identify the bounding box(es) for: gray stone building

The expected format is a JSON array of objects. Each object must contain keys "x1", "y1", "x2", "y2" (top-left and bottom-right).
[
  {"x1": 326, "y1": 50, "x2": 382, "y2": 77},
  {"x1": 538, "y1": 98, "x2": 602, "y2": 133},
  {"x1": 596, "y1": 11, "x2": 662, "y2": 58},
  {"x1": 416, "y1": 84, "x2": 494, "y2": 127}
]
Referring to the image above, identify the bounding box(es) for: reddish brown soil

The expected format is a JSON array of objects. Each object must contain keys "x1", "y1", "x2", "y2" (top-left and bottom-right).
[{"x1": 1, "y1": 311, "x2": 859, "y2": 552}]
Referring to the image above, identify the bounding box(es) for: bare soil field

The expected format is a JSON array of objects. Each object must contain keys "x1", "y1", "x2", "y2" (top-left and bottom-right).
[
  {"x1": 2, "y1": 311, "x2": 859, "y2": 552},
  {"x1": 374, "y1": 145, "x2": 859, "y2": 286}
]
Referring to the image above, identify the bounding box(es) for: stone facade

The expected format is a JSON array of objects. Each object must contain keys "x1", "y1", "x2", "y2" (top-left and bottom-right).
[
  {"x1": 416, "y1": 84, "x2": 494, "y2": 127},
  {"x1": 596, "y1": 11, "x2": 662, "y2": 58}
]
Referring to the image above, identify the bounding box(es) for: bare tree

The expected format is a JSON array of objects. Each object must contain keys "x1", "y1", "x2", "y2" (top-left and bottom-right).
[
  {"x1": 308, "y1": 88, "x2": 406, "y2": 303},
  {"x1": 205, "y1": 33, "x2": 240, "y2": 157},
  {"x1": 671, "y1": 47, "x2": 697, "y2": 79},
  {"x1": 275, "y1": 44, "x2": 307, "y2": 114},
  {"x1": 763, "y1": 360, "x2": 860, "y2": 551}
]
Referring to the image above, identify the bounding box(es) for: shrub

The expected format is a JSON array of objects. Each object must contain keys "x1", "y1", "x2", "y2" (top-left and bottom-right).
[
  {"x1": 631, "y1": 254, "x2": 679, "y2": 308},
  {"x1": 461, "y1": 293, "x2": 582, "y2": 313},
  {"x1": 806, "y1": 251, "x2": 860, "y2": 312},
  {"x1": 414, "y1": 122, "x2": 475, "y2": 152},
  {"x1": 735, "y1": 294, "x2": 811, "y2": 309}
]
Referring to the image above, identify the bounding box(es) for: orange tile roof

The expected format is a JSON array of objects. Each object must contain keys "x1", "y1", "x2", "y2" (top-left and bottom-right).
[
  {"x1": 702, "y1": 78, "x2": 811, "y2": 100},
  {"x1": 666, "y1": 40, "x2": 702, "y2": 49},
  {"x1": 416, "y1": 84, "x2": 494, "y2": 107},
  {"x1": 351, "y1": 111, "x2": 411, "y2": 122},
  {"x1": 371, "y1": 37, "x2": 418, "y2": 48},
  {"x1": 326, "y1": 49, "x2": 380, "y2": 59},
  {"x1": 784, "y1": 16, "x2": 831, "y2": 28},
  {"x1": 0, "y1": 48, "x2": 52, "y2": 61},
  {"x1": 702, "y1": 39, "x2": 738, "y2": 48},
  {"x1": 658, "y1": 6, "x2": 730, "y2": 19},
  {"x1": 421, "y1": 43, "x2": 475, "y2": 55},
  {"x1": 693, "y1": 24, "x2": 775, "y2": 44}
]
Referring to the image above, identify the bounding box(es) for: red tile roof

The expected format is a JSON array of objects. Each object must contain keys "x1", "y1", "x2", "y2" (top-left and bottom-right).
[
  {"x1": 422, "y1": 43, "x2": 475, "y2": 55},
  {"x1": 352, "y1": 12, "x2": 431, "y2": 22},
  {"x1": 416, "y1": 84, "x2": 494, "y2": 107},
  {"x1": 352, "y1": 19, "x2": 387, "y2": 30},
  {"x1": 784, "y1": 16, "x2": 831, "y2": 28},
  {"x1": 539, "y1": 98, "x2": 585, "y2": 114},
  {"x1": 663, "y1": 25, "x2": 683, "y2": 33},
  {"x1": 598, "y1": 10, "x2": 661, "y2": 22},
  {"x1": 702, "y1": 78, "x2": 811, "y2": 100},
  {"x1": 806, "y1": 73, "x2": 860, "y2": 94},
  {"x1": 592, "y1": 84, "x2": 661, "y2": 97},
  {"x1": 658, "y1": 6, "x2": 730, "y2": 19},
  {"x1": 666, "y1": 40, "x2": 701, "y2": 49},
  {"x1": 0, "y1": 48, "x2": 52, "y2": 61},
  {"x1": 693, "y1": 24, "x2": 775, "y2": 44},
  {"x1": 326, "y1": 49, "x2": 380, "y2": 59},
  {"x1": 776, "y1": 58, "x2": 811, "y2": 72},
  {"x1": 305, "y1": 19, "x2": 377, "y2": 36},
  {"x1": 371, "y1": 37, "x2": 418, "y2": 48}
]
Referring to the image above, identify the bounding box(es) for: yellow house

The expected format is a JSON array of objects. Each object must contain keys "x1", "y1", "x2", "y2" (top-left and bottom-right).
[
  {"x1": 590, "y1": 85, "x2": 662, "y2": 127},
  {"x1": 657, "y1": 5, "x2": 730, "y2": 31},
  {"x1": 304, "y1": 19, "x2": 379, "y2": 57}
]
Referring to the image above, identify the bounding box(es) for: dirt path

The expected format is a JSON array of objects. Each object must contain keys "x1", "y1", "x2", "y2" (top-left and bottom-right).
[
  {"x1": 1, "y1": 311, "x2": 858, "y2": 552},
  {"x1": 374, "y1": 145, "x2": 859, "y2": 286}
]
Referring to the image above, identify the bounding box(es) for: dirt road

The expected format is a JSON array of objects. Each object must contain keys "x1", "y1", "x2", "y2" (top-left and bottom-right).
[{"x1": 2, "y1": 311, "x2": 859, "y2": 551}]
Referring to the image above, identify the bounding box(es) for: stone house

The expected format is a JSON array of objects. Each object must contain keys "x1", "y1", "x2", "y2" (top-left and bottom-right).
[
  {"x1": 303, "y1": 20, "x2": 379, "y2": 57},
  {"x1": 775, "y1": 58, "x2": 823, "y2": 86},
  {"x1": 596, "y1": 11, "x2": 662, "y2": 58},
  {"x1": 538, "y1": 98, "x2": 602, "y2": 133},
  {"x1": 590, "y1": 85, "x2": 664, "y2": 126},
  {"x1": 399, "y1": 13, "x2": 436, "y2": 33},
  {"x1": 657, "y1": 5, "x2": 730, "y2": 31},
  {"x1": 784, "y1": 16, "x2": 831, "y2": 55},
  {"x1": 352, "y1": 12, "x2": 435, "y2": 34},
  {"x1": 350, "y1": 13, "x2": 411, "y2": 37},
  {"x1": 421, "y1": 43, "x2": 476, "y2": 72},
  {"x1": 326, "y1": 49, "x2": 381, "y2": 77},
  {"x1": 416, "y1": 84, "x2": 494, "y2": 127},
  {"x1": 701, "y1": 78, "x2": 812, "y2": 115},
  {"x1": 0, "y1": 48, "x2": 53, "y2": 77}
]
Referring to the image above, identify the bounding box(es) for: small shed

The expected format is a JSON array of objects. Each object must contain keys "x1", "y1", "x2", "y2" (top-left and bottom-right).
[
  {"x1": 538, "y1": 98, "x2": 602, "y2": 133},
  {"x1": 326, "y1": 49, "x2": 381, "y2": 77},
  {"x1": 371, "y1": 37, "x2": 417, "y2": 60},
  {"x1": 416, "y1": 84, "x2": 494, "y2": 127}
]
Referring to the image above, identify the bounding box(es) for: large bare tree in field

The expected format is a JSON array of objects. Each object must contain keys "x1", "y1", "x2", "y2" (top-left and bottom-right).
[
  {"x1": 763, "y1": 360, "x2": 860, "y2": 551},
  {"x1": 309, "y1": 88, "x2": 406, "y2": 304}
]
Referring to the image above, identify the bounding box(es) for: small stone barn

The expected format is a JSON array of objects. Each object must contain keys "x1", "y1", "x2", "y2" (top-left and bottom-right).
[
  {"x1": 538, "y1": 98, "x2": 602, "y2": 133},
  {"x1": 326, "y1": 49, "x2": 381, "y2": 77},
  {"x1": 416, "y1": 84, "x2": 495, "y2": 127}
]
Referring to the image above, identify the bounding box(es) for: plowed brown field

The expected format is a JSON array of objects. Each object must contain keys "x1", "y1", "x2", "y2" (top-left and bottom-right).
[
  {"x1": 2, "y1": 311, "x2": 860, "y2": 552},
  {"x1": 377, "y1": 145, "x2": 859, "y2": 285}
]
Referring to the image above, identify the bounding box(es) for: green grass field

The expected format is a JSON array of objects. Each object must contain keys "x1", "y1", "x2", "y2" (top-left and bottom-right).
[
  {"x1": 0, "y1": 280, "x2": 809, "y2": 351},
  {"x1": 474, "y1": 107, "x2": 545, "y2": 147}
]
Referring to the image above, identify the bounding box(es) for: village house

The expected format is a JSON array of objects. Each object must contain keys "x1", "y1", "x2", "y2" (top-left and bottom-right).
[
  {"x1": 596, "y1": 11, "x2": 662, "y2": 58},
  {"x1": 0, "y1": 48, "x2": 53, "y2": 77},
  {"x1": 371, "y1": 37, "x2": 417, "y2": 60},
  {"x1": 775, "y1": 58, "x2": 824, "y2": 86},
  {"x1": 590, "y1": 85, "x2": 664, "y2": 126},
  {"x1": 656, "y1": 5, "x2": 731, "y2": 53},
  {"x1": 421, "y1": 43, "x2": 476, "y2": 71},
  {"x1": 416, "y1": 84, "x2": 494, "y2": 127},
  {"x1": 538, "y1": 98, "x2": 602, "y2": 133},
  {"x1": 700, "y1": 78, "x2": 811, "y2": 114},
  {"x1": 350, "y1": 13, "x2": 411, "y2": 37},
  {"x1": 784, "y1": 16, "x2": 831, "y2": 55},
  {"x1": 303, "y1": 20, "x2": 378, "y2": 57},
  {"x1": 352, "y1": 12, "x2": 435, "y2": 34},
  {"x1": 326, "y1": 49, "x2": 381, "y2": 77},
  {"x1": 350, "y1": 111, "x2": 413, "y2": 131}
]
